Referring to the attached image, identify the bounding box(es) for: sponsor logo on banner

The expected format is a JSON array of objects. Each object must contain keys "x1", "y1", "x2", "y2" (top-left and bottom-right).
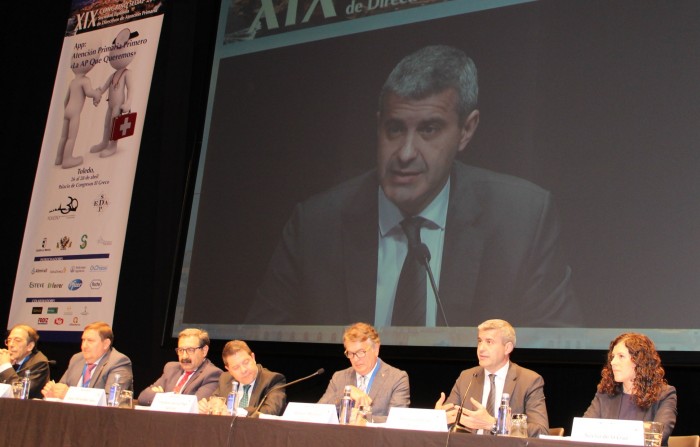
[
  {"x1": 31, "y1": 267, "x2": 48, "y2": 274},
  {"x1": 81, "y1": 306, "x2": 89, "y2": 315},
  {"x1": 48, "y1": 282, "x2": 63, "y2": 289},
  {"x1": 48, "y1": 196, "x2": 79, "y2": 220},
  {"x1": 47, "y1": 307, "x2": 59, "y2": 314},
  {"x1": 93, "y1": 193, "x2": 110, "y2": 213},
  {"x1": 64, "y1": 306, "x2": 73, "y2": 315},
  {"x1": 71, "y1": 265, "x2": 86, "y2": 273},
  {"x1": 97, "y1": 236, "x2": 113, "y2": 246},
  {"x1": 90, "y1": 279, "x2": 102, "y2": 289},
  {"x1": 68, "y1": 279, "x2": 83, "y2": 291},
  {"x1": 50, "y1": 267, "x2": 67, "y2": 274},
  {"x1": 32, "y1": 307, "x2": 43, "y2": 314},
  {"x1": 80, "y1": 234, "x2": 88, "y2": 249},
  {"x1": 58, "y1": 236, "x2": 72, "y2": 250},
  {"x1": 36, "y1": 237, "x2": 51, "y2": 253},
  {"x1": 37, "y1": 318, "x2": 49, "y2": 325},
  {"x1": 54, "y1": 318, "x2": 65, "y2": 325},
  {"x1": 29, "y1": 282, "x2": 45, "y2": 289},
  {"x1": 90, "y1": 264, "x2": 108, "y2": 272},
  {"x1": 69, "y1": 316, "x2": 81, "y2": 327}
]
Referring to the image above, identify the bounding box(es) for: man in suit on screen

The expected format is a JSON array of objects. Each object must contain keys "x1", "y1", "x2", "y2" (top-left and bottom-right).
[
  {"x1": 318, "y1": 322, "x2": 409, "y2": 423},
  {"x1": 247, "y1": 45, "x2": 579, "y2": 328}
]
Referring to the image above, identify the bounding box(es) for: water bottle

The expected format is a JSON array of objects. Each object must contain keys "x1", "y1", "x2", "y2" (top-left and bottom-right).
[
  {"x1": 338, "y1": 385, "x2": 353, "y2": 424},
  {"x1": 108, "y1": 373, "x2": 122, "y2": 407},
  {"x1": 19, "y1": 369, "x2": 31, "y2": 399},
  {"x1": 495, "y1": 392, "x2": 511, "y2": 435},
  {"x1": 227, "y1": 381, "x2": 240, "y2": 415}
]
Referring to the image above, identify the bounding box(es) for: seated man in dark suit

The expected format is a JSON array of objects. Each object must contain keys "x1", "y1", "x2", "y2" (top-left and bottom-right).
[
  {"x1": 0, "y1": 324, "x2": 50, "y2": 399},
  {"x1": 319, "y1": 323, "x2": 409, "y2": 423},
  {"x1": 42, "y1": 321, "x2": 132, "y2": 399},
  {"x1": 198, "y1": 340, "x2": 286, "y2": 416},
  {"x1": 249, "y1": 45, "x2": 579, "y2": 328},
  {"x1": 435, "y1": 319, "x2": 549, "y2": 437},
  {"x1": 138, "y1": 328, "x2": 222, "y2": 406}
]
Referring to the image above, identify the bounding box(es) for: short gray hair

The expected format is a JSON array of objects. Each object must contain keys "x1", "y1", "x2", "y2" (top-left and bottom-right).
[
  {"x1": 379, "y1": 45, "x2": 478, "y2": 121},
  {"x1": 478, "y1": 319, "x2": 516, "y2": 347}
]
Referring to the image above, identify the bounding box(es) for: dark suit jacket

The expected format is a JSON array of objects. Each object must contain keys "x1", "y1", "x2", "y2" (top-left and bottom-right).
[
  {"x1": 446, "y1": 362, "x2": 549, "y2": 437},
  {"x1": 249, "y1": 161, "x2": 578, "y2": 327},
  {"x1": 583, "y1": 384, "x2": 676, "y2": 445},
  {"x1": 137, "y1": 358, "x2": 223, "y2": 406},
  {"x1": 210, "y1": 364, "x2": 286, "y2": 416},
  {"x1": 318, "y1": 359, "x2": 410, "y2": 423},
  {"x1": 0, "y1": 351, "x2": 50, "y2": 399},
  {"x1": 59, "y1": 347, "x2": 133, "y2": 394}
]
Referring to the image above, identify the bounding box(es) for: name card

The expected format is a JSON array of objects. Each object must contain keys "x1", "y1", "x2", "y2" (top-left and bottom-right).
[
  {"x1": 571, "y1": 417, "x2": 644, "y2": 445},
  {"x1": 150, "y1": 393, "x2": 198, "y2": 414},
  {"x1": 281, "y1": 402, "x2": 339, "y2": 424},
  {"x1": 385, "y1": 407, "x2": 448, "y2": 432},
  {"x1": 0, "y1": 383, "x2": 13, "y2": 398},
  {"x1": 64, "y1": 386, "x2": 107, "y2": 406}
]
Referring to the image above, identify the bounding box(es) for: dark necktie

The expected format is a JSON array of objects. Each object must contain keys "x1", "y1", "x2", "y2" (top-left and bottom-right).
[
  {"x1": 486, "y1": 374, "x2": 497, "y2": 417},
  {"x1": 12, "y1": 364, "x2": 20, "y2": 371},
  {"x1": 392, "y1": 216, "x2": 427, "y2": 326},
  {"x1": 240, "y1": 384, "x2": 251, "y2": 407}
]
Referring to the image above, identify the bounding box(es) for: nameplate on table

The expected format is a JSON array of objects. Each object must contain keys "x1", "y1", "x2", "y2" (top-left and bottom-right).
[
  {"x1": 385, "y1": 407, "x2": 447, "y2": 432},
  {"x1": 281, "y1": 402, "x2": 339, "y2": 424},
  {"x1": 64, "y1": 386, "x2": 107, "y2": 406},
  {"x1": 0, "y1": 383, "x2": 13, "y2": 398},
  {"x1": 150, "y1": 393, "x2": 198, "y2": 413},
  {"x1": 571, "y1": 417, "x2": 644, "y2": 445}
]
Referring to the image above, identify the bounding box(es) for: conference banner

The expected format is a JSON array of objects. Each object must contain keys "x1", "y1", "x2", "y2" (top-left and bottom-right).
[{"x1": 8, "y1": 0, "x2": 165, "y2": 340}]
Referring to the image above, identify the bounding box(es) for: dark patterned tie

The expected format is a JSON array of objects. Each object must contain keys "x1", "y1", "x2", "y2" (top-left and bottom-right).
[
  {"x1": 392, "y1": 216, "x2": 427, "y2": 326},
  {"x1": 83, "y1": 363, "x2": 97, "y2": 387},
  {"x1": 486, "y1": 374, "x2": 497, "y2": 417},
  {"x1": 240, "y1": 384, "x2": 251, "y2": 407}
]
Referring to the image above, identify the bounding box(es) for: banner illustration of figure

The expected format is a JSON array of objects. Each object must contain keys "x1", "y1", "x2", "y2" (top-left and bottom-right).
[
  {"x1": 55, "y1": 39, "x2": 102, "y2": 169},
  {"x1": 90, "y1": 28, "x2": 139, "y2": 158}
]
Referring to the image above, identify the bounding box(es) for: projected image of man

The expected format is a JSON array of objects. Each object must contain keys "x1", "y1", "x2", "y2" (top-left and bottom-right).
[{"x1": 249, "y1": 45, "x2": 579, "y2": 328}]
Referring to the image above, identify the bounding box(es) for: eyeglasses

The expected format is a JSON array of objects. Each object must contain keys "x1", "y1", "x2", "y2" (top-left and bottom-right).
[
  {"x1": 175, "y1": 346, "x2": 203, "y2": 356},
  {"x1": 344, "y1": 349, "x2": 369, "y2": 360},
  {"x1": 5, "y1": 337, "x2": 25, "y2": 346}
]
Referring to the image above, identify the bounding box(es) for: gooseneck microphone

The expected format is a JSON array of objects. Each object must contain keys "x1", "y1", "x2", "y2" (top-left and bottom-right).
[
  {"x1": 416, "y1": 242, "x2": 449, "y2": 327},
  {"x1": 249, "y1": 368, "x2": 325, "y2": 417},
  {"x1": 451, "y1": 372, "x2": 478, "y2": 433}
]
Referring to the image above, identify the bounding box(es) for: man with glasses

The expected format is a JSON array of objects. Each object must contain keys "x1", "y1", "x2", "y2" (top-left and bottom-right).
[
  {"x1": 137, "y1": 328, "x2": 222, "y2": 406},
  {"x1": 198, "y1": 340, "x2": 286, "y2": 416},
  {"x1": 318, "y1": 322, "x2": 409, "y2": 422},
  {"x1": 0, "y1": 324, "x2": 50, "y2": 399},
  {"x1": 42, "y1": 321, "x2": 132, "y2": 398}
]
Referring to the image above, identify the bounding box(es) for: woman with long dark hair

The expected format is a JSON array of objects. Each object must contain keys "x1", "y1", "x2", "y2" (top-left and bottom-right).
[{"x1": 584, "y1": 333, "x2": 676, "y2": 444}]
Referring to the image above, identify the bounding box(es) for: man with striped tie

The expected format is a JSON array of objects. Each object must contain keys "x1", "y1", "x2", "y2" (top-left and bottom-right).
[{"x1": 41, "y1": 321, "x2": 132, "y2": 399}]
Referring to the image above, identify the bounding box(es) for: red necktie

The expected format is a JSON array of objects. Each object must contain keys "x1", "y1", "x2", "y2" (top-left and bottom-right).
[
  {"x1": 174, "y1": 371, "x2": 193, "y2": 394},
  {"x1": 83, "y1": 364, "x2": 97, "y2": 387}
]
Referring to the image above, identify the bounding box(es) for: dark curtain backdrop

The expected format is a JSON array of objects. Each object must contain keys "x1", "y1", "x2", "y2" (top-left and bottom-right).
[{"x1": 2, "y1": 0, "x2": 698, "y2": 436}]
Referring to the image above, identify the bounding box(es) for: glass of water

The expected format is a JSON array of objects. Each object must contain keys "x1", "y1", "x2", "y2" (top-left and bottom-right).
[{"x1": 511, "y1": 413, "x2": 528, "y2": 437}]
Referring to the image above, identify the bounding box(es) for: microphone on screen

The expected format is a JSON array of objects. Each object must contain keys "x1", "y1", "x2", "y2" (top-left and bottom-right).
[
  {"x1": 248, "y1": 368, "x2": 325, "y2": 417},
  {"x1": 416, "y1": 242, "x2": 449, "y2": 327},
  {"x1": 451, "y1": 372, "x2": 478, "y2": 433}
]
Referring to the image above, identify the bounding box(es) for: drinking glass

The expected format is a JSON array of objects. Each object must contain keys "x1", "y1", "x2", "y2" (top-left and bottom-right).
[
  {"x1": 358, "y1": 404, "x2": 373, "y2": 423},
  {"x1": 118, "y1": 390, "x2": 134, "y2": 408},
  {"x1": 643, "y1": 421, "x2": 663, "y2": 447},
  {"x1": 511, "y1": 414, "x2": 528, "y2": 438},
  {"x1": 11, "y1": 381, "x2": 23, "y2": 399},
  {"x1": 208, "y1": 396, "x2": 227, "y2": 415}
]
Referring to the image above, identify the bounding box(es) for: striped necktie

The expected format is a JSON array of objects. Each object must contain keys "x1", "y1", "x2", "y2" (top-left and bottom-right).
[{"x1": 240, "y1": 384, "x2": 251, "y2": 407}]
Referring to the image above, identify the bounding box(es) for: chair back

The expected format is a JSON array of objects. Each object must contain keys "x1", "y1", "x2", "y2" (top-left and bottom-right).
[
  {"x1": 549, "y1": 427, "x2": 565, "y2": 437},
  {"x1": 669, "y1": 435, "x2": 700, "y2": 447}
]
